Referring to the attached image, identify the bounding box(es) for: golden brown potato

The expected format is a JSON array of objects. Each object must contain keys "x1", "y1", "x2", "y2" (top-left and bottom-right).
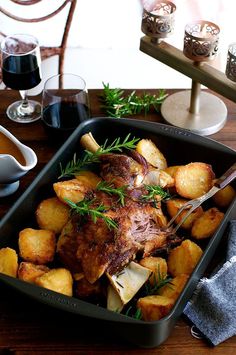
[
  {"x1": 139, "y1": 257, "x2": 167, "y2": 286},
  {"x1": 166, "y1": 198, "x2": 203, "y2": 230},
  {"x1": 0, "y1": 247, "x2": 18, "y2": 277},
  {"x1": 75, "y1": 170, "x2": 101, "y2": 189},
  {"x1": 136, "y1": 139, "x2": 167, "y2": 170},
  {"x1": 137, "y1": 295, "x2": 175, "y2": 321},
  {"x1": 212, "y1": 184, "x2": 236, "y2": 208},
  {"x1": 163, "y1": 166, "x2": 183, "y2": 194},
  {"x1": 167, "y1": 239, "x2": 203, "y2": 277},
  {"x1": 159, "y1": 274, "x2": 189, "y2": 302},
  {"x1": 36, "y1": 197, "x2": 70, "y2": 234},
  {"x1": 164, "y1": 165, "x2": 183, "y2": 178},
  {"x1": 18, "y1": 262, "x2": 49, "y2": 283},
  {"x1": 53, "y1": 178, "x2": 92, "y2": 204},
  {"x1": 191, "y1": 207, "x2": 224, "y2": 240},
  {"x1": 175, "y1": 162, "x2": 215, "y2": 199},
  {"x1": 35, "y1": 268, "x2": 73, "y2": 296},
  {"x1": 159, "y1": 170, "x2": 175, "y2": 188},
  {"x1": 18, "y1": 228, "x2": 56, "y2": 264}
]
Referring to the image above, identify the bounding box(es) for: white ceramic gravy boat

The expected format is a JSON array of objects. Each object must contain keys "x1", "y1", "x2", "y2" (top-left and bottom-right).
[{"x1": 0, "y1": 125, "x2": 37, "y2": 197}]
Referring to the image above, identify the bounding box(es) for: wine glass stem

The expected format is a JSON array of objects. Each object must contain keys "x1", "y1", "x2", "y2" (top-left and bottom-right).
[{"x1": 19, "y1": 90, "x2": 34, "y2": 116}]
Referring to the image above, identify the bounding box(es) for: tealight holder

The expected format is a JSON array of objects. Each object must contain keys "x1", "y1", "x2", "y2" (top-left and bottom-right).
[
  {"x1": 226, "y1": 43, "x2": 236, "y2": 82},
  {"x1": 140, "y1": 12, "x2": 235, "y2": 136},
  {"x1": 160, "y1": 20, "x2": 227, "y2": 135},
  {"x1": 141, "y1": 0, "x2": 176, "y2": 43}
]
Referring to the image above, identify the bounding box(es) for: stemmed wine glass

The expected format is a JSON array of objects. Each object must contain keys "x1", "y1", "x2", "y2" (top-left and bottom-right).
[{"x1": 1, "y1": 34, "x2": 42, "y2": 123}]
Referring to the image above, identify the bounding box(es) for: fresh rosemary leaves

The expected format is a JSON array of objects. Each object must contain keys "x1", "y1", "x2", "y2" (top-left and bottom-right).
[
  {"x1": 101, "y1": 82, "x2": 168, "y2": 118},
  {"x1": 125, "y1": 306, "x2": 142, "y2": 320},
  {"x1": 59, "y1": 133, "x2": 139, "y2": 178},
  {"x1": 142, "y1": 184, "x2": 171, "y2": 204},
  {"x1": 96, "y1": 181, "x2": 128, "y2": 206},
  {"x1": 65, "y1": 198, "x2": 118, "y2": 230},
  {"x1": 144, "y1": 271, "x2": 173, "y2": 296}
]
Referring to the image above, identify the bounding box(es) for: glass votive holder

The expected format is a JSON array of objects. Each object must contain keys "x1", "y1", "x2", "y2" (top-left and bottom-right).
[
  {"x1": 226, "y1": 43, "x2": 236, "y2": 82},
  {"x1": 141, "y1": 0, "x2": 176, "y2": 42},
  {"x1": 183, "y1": 20, "x2": 220, "y2": 62}
]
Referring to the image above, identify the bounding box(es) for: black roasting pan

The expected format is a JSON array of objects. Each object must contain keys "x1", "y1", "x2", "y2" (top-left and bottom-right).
[{"x1": 0, "y1": 118, "x2": 236, "y2": 348}]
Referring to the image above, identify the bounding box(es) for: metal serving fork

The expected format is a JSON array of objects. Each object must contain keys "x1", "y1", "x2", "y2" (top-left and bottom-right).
[{"x1": 167, "y1": 162, "x2": 236, "y2": 234}]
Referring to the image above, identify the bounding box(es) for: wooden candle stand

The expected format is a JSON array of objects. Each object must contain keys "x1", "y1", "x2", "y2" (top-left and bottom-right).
[{"x1": 139, "y1": 36, "x2": 236, "y2": 135}]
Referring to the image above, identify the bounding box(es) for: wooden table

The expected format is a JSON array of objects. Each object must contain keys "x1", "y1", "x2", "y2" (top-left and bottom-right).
[{"x1": 0, "y1": 89, "x2": 236, "y2": 354}]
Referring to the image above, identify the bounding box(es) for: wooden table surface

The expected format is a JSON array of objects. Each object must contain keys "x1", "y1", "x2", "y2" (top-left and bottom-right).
[{"x1": 0, "y1": 89, "x2": 236, "y2": 354}]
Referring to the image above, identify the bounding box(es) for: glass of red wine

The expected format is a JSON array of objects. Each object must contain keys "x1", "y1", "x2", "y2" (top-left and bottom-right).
[
  {"x1": 42, "y1": 73, "x2": 90, "y2": 143},
  {"x1": 1, "y1": 34, "x2": 42, "y2": 123}
]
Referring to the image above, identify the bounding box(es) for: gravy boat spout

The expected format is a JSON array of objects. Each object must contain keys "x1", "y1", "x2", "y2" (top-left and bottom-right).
[{"x1": 0, "y1": 125, "x2": 37, "y2": 197}]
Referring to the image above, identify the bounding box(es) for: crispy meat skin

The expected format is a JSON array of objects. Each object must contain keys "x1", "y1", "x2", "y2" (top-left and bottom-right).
[
  {"x1": 56, "y1": 152, "x2": 179, "y2": 284},
  {"x1": 76, "y1": 190, "x2": 178, "y2": 284},
  {"x1": 99, "y1": 153, "x2": 147, "y2": 188}
]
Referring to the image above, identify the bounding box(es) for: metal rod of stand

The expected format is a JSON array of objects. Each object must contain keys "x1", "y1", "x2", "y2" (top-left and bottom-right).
[{"x1": 189, "y1": 80, "x2": 201, "y2": 114}]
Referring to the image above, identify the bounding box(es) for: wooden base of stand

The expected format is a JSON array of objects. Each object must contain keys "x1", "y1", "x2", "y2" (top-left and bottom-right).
[{"x1": 161, "y1": 90, "x2": 227, "y2": 135}]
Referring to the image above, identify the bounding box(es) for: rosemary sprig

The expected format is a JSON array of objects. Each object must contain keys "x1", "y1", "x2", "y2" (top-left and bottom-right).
[
  {"x1": 125, "y1": 306, "x2": 142, "y2": 320},
  {"x1": 96, "y1": 181, "x2": 128, "y2": 206},
  {"x1": 141, "y1": 184, "x2": 171, "y2": 205},
  {"x1": 64, "y1": 198, "x2": 118, "y2": 230},
  {"x1": 144, "y1": 269, "x2": 173, "y2": 296},
  {"x1": 101, "y1": 82, "x2": 168, "y2": 118},
  {"x1": 59, "y1": 133, "x2": 140, "y2": 178}
]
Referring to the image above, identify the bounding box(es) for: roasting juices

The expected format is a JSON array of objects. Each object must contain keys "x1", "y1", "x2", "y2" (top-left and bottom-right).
[{"x1": 2, "y1": 54, "x2": 41, "y2": 90}]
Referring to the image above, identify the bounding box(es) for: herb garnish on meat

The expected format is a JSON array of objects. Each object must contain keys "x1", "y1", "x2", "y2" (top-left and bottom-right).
[
  {"x1": 96, "y1": 181, "x2": 128, "y2": 206},
  {"x1": 141, "y1": 185, "x2": 171, "y2": 205},
  {"x1": 65, "y1": 198, "x2": 118, "y2": 230},
  {"x1": 59, "y1": 134, "x2": 139, "y2": 178}
]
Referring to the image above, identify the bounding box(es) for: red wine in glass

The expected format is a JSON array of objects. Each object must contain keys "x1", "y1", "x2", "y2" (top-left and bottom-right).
[
  {"x1": 2, "y1": 54, "x2": 41, "y2": 90},
  {"x1": 42, "y1": 74, "x2": 90, "y2": 143},
  {"x1": 0, "y1": 34, "x2": 42, "y2": 123}
]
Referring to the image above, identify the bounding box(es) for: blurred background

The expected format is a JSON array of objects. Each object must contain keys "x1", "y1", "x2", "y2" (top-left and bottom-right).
[{"x1": 0, "y1": 0, "x2": 235, "y2": 91}]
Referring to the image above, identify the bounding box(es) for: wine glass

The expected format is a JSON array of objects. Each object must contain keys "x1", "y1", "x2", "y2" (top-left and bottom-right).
[
  {"x1": 42, "y1": 73, "x2": 90, "y2": 143},
  {"x1": 1, "y1": 34, "x2": 42, "y2": 123}
]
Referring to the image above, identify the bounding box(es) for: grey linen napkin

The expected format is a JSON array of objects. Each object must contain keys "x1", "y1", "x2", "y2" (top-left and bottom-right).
[{"x1": 183, "y1": 220, "x2": 236, "y2": 346}]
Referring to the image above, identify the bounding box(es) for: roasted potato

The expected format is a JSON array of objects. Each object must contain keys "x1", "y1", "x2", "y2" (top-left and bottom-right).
[
  {"x1": 18, "y1": 262, "x2": 49, "y2": 283},
  {"x1": 163, "y1": 165, "x2": 183, "y2": 193},
  {"x1": 175, "y1": 162, "x2": 215, "y2": 199},
  {"x1": 212, "y1": 184, "x2": 236, "y2": 208},
  {"x1": 139, "y1": 257, "x2": 167, "y2": 286},
  {"x1": 75, "y1": 170, "x2": 101, "y2": 189},
  {"x1": 18, "y1": 228, "x2": 56, "y2": 264},
  {"x1": 35, "y1": 268, "x2": 73, "y2": 296},
  {"x1": 166, "y1": 198, "x2": 203, "y2": 230},
  {"x1": 164, "y1": 165, "x2": 183, "y2": 178},
  {"x1": 36, "y1": 197, "x2": 70, "y2": 234},
  {"x1": 137, "y1": 295, "x2": 175, "y2": 321},
  {"x1": 167, "y1": 239, "x2": 203, "y2": 277},
  {"x1": 0, "y1": 247, "x2": 18, "y2": 277},
  {"x1": 159, "y1": 274, "x2": 189, "y2": 302},
  {"x1": 53, "y1": 178, "x2": 91, "y2": 204},
  {"x1": 136, "y1": 139, "x2": 167, "y2": 170},
  {"x1": 191, "y1": 207, "x2": 224, "y2": 240}
]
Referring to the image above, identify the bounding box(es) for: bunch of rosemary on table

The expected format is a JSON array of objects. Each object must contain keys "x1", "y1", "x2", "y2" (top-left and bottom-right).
[{"x1": 101, "y1": 82, "x2": 168, "y2": 118}]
